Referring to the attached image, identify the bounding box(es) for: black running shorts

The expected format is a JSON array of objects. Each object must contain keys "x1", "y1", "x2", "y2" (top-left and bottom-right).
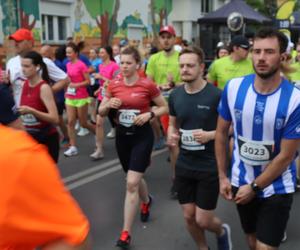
[
  {"x1": 115, "y1": 122, "x2": 154, "y2": 173},
  {"x1": 175, "y1": 167, "x2": 219, "y2": 210},
  {"x1": 232, "y1": 186, "x2": 293, "y2": 247}
]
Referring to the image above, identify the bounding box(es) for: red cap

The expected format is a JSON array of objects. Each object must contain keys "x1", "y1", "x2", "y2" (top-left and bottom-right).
[
  {"x1": 159, "y1": 25, "x2": 176, "y2": 36},
  {"x1": 9, "y1": 28, "x2": 34, "y2": 42}
]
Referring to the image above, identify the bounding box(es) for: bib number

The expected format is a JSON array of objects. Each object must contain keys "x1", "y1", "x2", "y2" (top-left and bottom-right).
[
  {"x1": 119, "y1": 109, "x2": 140, "y2": 127},
  {"x1": 180, "y1": 129, "x2": 205, "y2": 151},
  {"x1": 238, "y1": 135, "x2": 274, "y2": 166},
  {"x1": 67, "y1": 86, "x2": 76, "y2": 95},
  {"x1": 21, "y1": 114, "x2": 40, "y2": 126},
  {"x1": 162, "y1": 90, "x2": 171, "y2": 99}
]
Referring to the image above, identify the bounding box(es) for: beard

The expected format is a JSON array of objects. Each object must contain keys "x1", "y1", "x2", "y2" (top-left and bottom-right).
[
  {"x1": 163, "y1": 47, "x2": 172, "y2": 52},
  {"x1": 254, "y1": 61, "x2": 280, "y2": 80},
  {"x1": 182, "y1": 75, "x2": 197, "y2": 83}
]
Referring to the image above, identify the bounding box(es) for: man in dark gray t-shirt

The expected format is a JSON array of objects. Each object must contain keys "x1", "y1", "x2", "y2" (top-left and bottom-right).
[{"x1": 167, "y1": 46, "x2": 232, "y2": 250}]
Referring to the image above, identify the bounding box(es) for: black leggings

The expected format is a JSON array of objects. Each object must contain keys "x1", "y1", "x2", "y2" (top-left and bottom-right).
[
  {"x1": 115, "y1": 123, "x2": 154, "y2": 173},
  {"x1": 29, "y1": 131, "x2": 60, "y2": 163}
]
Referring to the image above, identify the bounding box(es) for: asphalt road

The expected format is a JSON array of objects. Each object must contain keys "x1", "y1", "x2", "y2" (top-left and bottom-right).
[{"x1": 57, "y1": 128, "x2": 300, "y2": 250}]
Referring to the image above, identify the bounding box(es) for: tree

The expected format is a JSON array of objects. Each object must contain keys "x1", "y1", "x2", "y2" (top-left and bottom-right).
[
  {"x1": 83, "y1": 0, "x2": 119, "y2": 46},
  {"x1": 19, "y1": 0, "x2": 39, "y2": 30}
]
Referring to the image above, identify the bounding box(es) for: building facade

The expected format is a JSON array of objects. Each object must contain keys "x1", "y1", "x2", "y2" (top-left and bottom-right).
[{"x1": 0, "y1": 0, "x2": 227, "y2": 45}]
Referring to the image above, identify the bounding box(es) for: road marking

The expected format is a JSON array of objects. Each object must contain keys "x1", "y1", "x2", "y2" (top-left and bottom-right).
[
  {"x1": 63, "y1": 158, "x2": 120, "y2": 184},
  {"x1": 66, "y1": 148, "x2": 168, "y2": 190}
]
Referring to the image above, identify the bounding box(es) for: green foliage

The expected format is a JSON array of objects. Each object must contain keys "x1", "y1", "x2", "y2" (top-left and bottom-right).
[
  {"x1": 154, "y1": 0, "x2": 172, "y2": 14},
  {"x1": 245, "y1": 0, "x2": 276, "y2": 17},
  {"x1": 83, "y1": 0, "x2": 114, "y2": 18},
  {"x1": 20, "y1": 0, "x2": 39, "y2": 19}
]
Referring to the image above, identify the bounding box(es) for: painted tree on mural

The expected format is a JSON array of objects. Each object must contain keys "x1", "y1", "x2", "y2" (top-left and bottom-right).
[
  {"x1": 19, "y1": 0, "x2": 39, "y2": 30},
  {"x1": 150, "y1": 0, "x2": 172, "y2": 42},
  {"x1": 83, "y1": 0, "x2": 120, "y2": 45}
]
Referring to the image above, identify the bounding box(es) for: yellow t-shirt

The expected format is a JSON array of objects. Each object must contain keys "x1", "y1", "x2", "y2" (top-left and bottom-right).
[
  {"x1": 146, "y1": 50, "x2": 181, "y2": 85},
  {"x1": 208, "y1": 56, "x2": 254, "y2": 89},
  {"x1": 289, "y1": 62, "x2": 300, "y2": 86}
]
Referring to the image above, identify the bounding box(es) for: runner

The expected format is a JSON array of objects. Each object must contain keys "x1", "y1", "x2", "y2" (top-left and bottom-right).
[
  {"x1": 19, "y1": 51, "x2": 60, "y2": 162},
  {"x1": 167, "y1": 46, "x2": 232, "y2": 250},
  {"x1": 216, "y1": 27, "x2": 300, "y2": 250},
  {"x1": 64, "y1": 42, "x2": 95, "y2": 157},
  {"x1": 0, "y1": 124, "x2": 90, "y2": 250},
  {"x1": 146, "y1": 25, "x2": 181, "y2": 198},
  {"x1": 7, "y1": 28, "x2": 69, "y2": 107},
  {"x1": 207, "y1": 35, "x2": 254, "y2": 89},
  {"x1": 90, "y1": 46, "x2": 119, "y2": 160},
  {"x1": 98, "y1": 47, "x2": 168, "y2": 249}
]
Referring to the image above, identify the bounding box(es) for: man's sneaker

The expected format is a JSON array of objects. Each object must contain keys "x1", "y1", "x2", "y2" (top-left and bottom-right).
[
  {"x1": 116, "y1": 230, "x2": 131, "y2": 249},
  {"x1": 90, "y1": 150, "x2": 104, "y2": 161},
  {"x1": 64, "y1": 146, "x2": 78, "y2": 157},
  {"x1": 281, "y1": 230, "x2": 287, "y2": 243},
  {"x1": 140, "y1": 195, "x2": 152, "y2": 222},
  {"x1": 217, "y1": 224, "x2": 232, "y2": 250},
  {"x1": 77, "y1": 127, "x2": 89, "y2": 136},
  {"x1": 107, "y1": 128, "x2": 116, "y2": 139}
]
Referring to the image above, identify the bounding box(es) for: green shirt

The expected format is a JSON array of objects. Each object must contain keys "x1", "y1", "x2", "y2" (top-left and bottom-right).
[
  {"x1": 146, "y1": 50, "x2": 181, "y2": 85},
  {"x1": 208, "y1": 56, "x2": 254, "y2": 89},
  {"x1": 289, "y1": 62, "x2": 300, "y2": 85}
]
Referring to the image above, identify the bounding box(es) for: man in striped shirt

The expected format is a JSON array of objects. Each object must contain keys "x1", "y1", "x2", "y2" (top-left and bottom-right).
[{"x1": 216, "y1": 28, "x2": 300, "y2": 250}]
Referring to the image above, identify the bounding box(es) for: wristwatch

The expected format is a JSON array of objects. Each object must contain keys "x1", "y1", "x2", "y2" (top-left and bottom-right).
[
  {"x1": 250, "y1": 181, "x2": 261, "y2": 195},
  {"x1": 150, "y1": 111, "x2": 155, "y2": 119}
]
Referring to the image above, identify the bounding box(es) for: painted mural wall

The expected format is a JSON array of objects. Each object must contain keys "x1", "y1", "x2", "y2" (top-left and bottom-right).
[
  {"x1": 2, "y1": 0, "x2": 172, "y2": 43},
  {"x1": 70, "y1": 0, "x2": 172, "y2": 45}
]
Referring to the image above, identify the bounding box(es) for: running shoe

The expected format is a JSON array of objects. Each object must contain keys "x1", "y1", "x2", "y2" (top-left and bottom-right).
[
  {"x1": 64, "y1": 146, "x2": 78, "y2": 157},
  {"x1": 90, "y1": 150, "x2": 104, "y2": 161},
  {"x1": 140, "y1": 195, "x2": 152, "y2": 222},
  {"x1": 77, "y1": 127, "x2": 89, "y2": 136},
  {"x1": 107, "y1": 128, "x2": 116, "y2": 139},
  {"x1": 281, "y1": 230, "x2": 287, "y2": 243},
  {"x1": 217, "y1": 223, "x2": 232, "y2": 250},
  {"x1": 116, "y1": 230, "x2": 131, "y2": 249}
]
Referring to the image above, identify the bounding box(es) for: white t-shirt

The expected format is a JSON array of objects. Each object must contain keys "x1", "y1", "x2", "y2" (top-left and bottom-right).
[{"x1": 7, "y1": 56, "x2": 67, "y2": 106}]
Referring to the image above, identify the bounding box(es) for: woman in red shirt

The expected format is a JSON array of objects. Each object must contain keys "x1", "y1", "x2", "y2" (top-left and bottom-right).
[
  {"x1": 19, "y1": 51, "x2": 59, "y2": 162},
  {"x1": 99, "y1": 47, "x2": 168, "y2": 248}
]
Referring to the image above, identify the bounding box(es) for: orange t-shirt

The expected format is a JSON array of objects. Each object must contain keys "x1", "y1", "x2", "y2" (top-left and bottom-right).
[{"x1": 0, "y1": 125, "x2": 89, "y2": 249}]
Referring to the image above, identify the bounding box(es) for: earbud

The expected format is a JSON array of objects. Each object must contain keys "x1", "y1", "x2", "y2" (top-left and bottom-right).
[{"x1": 36, "y1": 67, "x2": 40, "y2": 72}]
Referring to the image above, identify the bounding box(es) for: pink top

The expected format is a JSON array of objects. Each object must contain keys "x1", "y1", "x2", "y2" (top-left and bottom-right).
[
  {"x1": 65, "y1": 60, "x2": 89, "y2": 99},
  {"x1": 98, "y1": 61, "x2": 119, "y2": 100}
]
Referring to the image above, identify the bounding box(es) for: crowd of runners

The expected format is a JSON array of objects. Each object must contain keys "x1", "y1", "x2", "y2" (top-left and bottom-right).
[{"x1": 1, "y1": 25, "x2": 300, "y2": 250}]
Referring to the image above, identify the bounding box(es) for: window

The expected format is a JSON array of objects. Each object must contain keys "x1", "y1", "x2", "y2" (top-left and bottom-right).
[
  {"x1": 42, "y1": 14, "x2": 68, "y2": 43},
  {"x1": 58, "y1": 16, "x2": 67, "y2": 41},
  {"x1": 201, "y1": 0, "x2": 212, "y2": 13}
]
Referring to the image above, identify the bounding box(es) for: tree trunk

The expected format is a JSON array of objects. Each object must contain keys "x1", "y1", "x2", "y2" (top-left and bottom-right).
[
  {"x1": 150, "y1": 0, "x2": 158, "y2": 46},
  {"x1": 96, "y1": 12, "x2": 110, "y2": 46},
  {"x1": 108, "y1": 0, "x2": 120, "y2": 45}
]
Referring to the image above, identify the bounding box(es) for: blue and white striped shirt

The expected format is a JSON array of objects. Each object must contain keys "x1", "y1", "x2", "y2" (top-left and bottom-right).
[{"x1": 218, "y1": 74, "x2": 300, "y2": 198}]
